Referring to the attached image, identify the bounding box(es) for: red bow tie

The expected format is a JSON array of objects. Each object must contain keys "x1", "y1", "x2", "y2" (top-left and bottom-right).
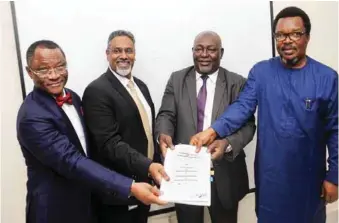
[{"x1": 56, "y1": 92, "x2": 73, "y2": 107}]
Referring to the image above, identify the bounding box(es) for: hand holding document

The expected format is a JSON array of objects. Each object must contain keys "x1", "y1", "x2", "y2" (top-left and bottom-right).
[{"x1": 159, "y1": 144, "x2": 211, "y2": 206}]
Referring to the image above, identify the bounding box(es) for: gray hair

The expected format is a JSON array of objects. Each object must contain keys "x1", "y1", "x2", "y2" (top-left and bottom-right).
[{"x1": 107, "y1": 30, "x2": 135, "y2": 48}]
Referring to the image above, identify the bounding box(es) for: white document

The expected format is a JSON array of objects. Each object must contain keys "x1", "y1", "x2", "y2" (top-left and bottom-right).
[{"x1": 159, "y1": 144, "x2": 211, "y2": 206}]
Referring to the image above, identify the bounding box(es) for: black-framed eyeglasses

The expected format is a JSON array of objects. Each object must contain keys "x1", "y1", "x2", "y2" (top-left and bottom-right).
[
  {"x1": 29, "y1": 65, "x2": 68, "y2": 78},
  {"x1": 273, "y1": 31, "x2": 306, "y2": 42}
]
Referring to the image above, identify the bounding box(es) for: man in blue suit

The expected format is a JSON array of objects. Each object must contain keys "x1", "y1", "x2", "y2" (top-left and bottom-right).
[{"x1": 16, "y1": 40, "x2": 167, "y2": 223}]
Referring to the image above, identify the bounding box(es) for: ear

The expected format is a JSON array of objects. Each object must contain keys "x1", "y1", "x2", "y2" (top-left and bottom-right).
[
  {"x1": 26, "y1": 66, "x2": 33, "y2": 79},
  {"x1": 305, "y1": 34, "x2": 310, "y2": 44},
  {"x1": 105, "y1": 49, "x2": 111, "y2": 62},
  {"x1": 220, "y1": 48, "x2": 224, "y2": 59}
]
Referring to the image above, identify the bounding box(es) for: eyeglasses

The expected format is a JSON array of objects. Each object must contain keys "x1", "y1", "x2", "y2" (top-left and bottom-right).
[
  {"x1": 274, "y1": 31, "x2": 306, "y2": 42},
  {"x1": 29, "y1": 65, "x2": 68, "y2": 78},
  {"x1": 193, "y1": 47, "x2": 220, "y2": 55}
]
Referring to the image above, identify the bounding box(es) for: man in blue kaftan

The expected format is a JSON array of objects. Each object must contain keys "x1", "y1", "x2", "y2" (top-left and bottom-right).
[{"x1": 190, "y1": 6, "x2": 338, "y2": 223}]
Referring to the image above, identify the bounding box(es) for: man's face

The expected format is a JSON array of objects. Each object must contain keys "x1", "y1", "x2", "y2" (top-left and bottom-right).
[
  {"x1": 275, "y1": 16, "x2": 309, "y2": 67},
  {"x1": 106, "y1": 36, "x2": 135, "y2": 77},
  {"x1": 26, "y1": 47, "x2": 68, "y2": 96},
  {"x1": 193, "y1": 34, "x2": 224, "y2": 75}
]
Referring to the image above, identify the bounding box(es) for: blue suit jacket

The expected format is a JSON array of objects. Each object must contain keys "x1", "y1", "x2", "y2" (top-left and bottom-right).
[{"x1": 16, "y1": 87, "x2": 133, "y2": 223}]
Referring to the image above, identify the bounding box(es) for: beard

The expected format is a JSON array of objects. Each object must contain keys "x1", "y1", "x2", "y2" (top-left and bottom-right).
[
  {"x1": 282, "y1": 56, "x2": 300, "y2": 67},
  {"x1": 116, "y1": 66, "x2": 132, "y2": 77},
  {"x1": 278, "y1": 45, "x2": 302, "y2": 67}
]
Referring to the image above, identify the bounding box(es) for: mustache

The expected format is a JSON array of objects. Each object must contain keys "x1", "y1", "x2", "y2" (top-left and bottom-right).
[
  {"x1": 117, "y1": 59, "x2": 131, "y2": 63},
  {"x1": 281, "y1": 45, "x2": 297, "y2": 51}
]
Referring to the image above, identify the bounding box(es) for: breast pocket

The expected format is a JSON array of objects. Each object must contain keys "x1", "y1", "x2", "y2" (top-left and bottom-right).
[
  {"x1": 302, "y1": 97, "x2": 319, "y2": 112},
  {"x1": 300, "y1": 97, "x2": 323, "y2": 131},
  {"x1": 283, "y1": 97, "x2": 322, "y2": 138}
]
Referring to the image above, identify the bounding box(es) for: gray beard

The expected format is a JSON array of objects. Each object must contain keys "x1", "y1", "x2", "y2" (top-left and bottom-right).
[
  {"x1": 116, "y1": 67, "x2": 132, "y2": 77},
  {"x1": 284, "y1": 57, "x2": 300, "y2": 67}
]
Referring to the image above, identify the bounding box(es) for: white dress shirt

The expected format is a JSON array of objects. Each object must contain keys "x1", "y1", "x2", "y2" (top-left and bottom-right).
[
  {"x1": 196, "y1": 70, "x2": 232, "y2": 153},
  {"x1": 196, "y1": 70, "x2": 218, "y2": 131},
  {"x1": 59, "y1": 91, "x2": 87, "y2": 155},
  {"x1": 109, "y1": 66, "x2": 153, "y2": 132}
]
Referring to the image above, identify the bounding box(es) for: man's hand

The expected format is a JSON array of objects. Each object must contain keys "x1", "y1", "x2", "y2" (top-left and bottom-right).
[
  {"x1": 190, "y1": 128, "x2": 218, "y2": 152},
  {"x1": 149, "y1": 163, "x2": 170, "y2": 185},
  {"x1": 130, "y1": 182, "x2": 167, "y2": 205},
  {"x1": 321, "y1": 180, "x2": 338, "y2": 204},
  {"x1": 159, "y1": 134, "x2": 174, "y2": 158},
  {"x1": 207, "y1": 139, "x2": 229, "y2": 160}
]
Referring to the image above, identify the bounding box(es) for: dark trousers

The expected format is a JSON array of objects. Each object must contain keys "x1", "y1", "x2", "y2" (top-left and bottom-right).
[
  {"x1": 96, "y1": 204, "x2": 150, "y2": 223},
  {"x1": 176, "y1": 181, "x2": 238, "y2": 223}
]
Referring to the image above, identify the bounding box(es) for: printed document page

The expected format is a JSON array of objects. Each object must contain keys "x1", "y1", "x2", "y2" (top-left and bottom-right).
[{"x1": 159, "y1": 144, "x2": 211, "y2": 206}]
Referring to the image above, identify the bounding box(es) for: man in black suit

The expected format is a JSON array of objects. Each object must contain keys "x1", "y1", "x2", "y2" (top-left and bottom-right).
[
  {"x1": 82, "y1": 30, "x2": 168, "y2": 223},
  {"x1": 155, "y1": 31, "x2": 256, "y2": 223}
]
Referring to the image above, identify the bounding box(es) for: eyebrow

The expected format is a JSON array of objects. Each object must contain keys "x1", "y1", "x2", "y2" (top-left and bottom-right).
[
  {"x1": 36, "y1": 61, "x2": 66, "y2": 69},
  {"x1": 276, "y1": 28, "x2": 304, "y2": 33},
  {"x1": 195, "y1": 44, "x2": 217, "y2": 47}
]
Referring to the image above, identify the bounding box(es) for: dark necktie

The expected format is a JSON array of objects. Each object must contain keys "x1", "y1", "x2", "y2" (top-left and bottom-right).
[
  {"x1": 197, "y1": 75, "x2": 208, "y2": 132},
  {"x1": 56, "y1": 92, "x2": 73, "y2": 107}
]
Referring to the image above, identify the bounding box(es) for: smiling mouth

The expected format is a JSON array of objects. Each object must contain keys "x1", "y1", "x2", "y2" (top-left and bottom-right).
[
  {"x1": 199, "y1": 61, "x2": 211, "y2": 66},
  {"x1": 117, "y1": 62, "x2": 131, "y2": 69},
  {"x1": 48, "y1": 81, "x2": 62, "y2": 87},
  {"x1": 282, "y1": 49, "x2": 295, "y2": 55}
]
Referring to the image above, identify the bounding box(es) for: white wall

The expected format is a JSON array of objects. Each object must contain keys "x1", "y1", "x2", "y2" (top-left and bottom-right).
[{"x1": 0, "y1": 2, "x2": 26, "y2": 223}]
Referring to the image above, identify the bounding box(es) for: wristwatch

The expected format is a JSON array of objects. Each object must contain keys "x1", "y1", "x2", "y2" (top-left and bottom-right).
[{"x1": 225, "y1": 144, "x2": 232, "y2": 153}]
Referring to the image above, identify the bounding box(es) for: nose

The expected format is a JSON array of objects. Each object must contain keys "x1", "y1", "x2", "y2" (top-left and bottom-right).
[
  {"x1": 48, "y1": 68, "x2": 61, "y2": 80},
  {"x1": 282, "y1": 35, "x2": 293, "y2": 44},
  {"x1": 120, "y1": 50, "x2": 128, "y2": 59},
  {"x1": 201, "y1": 49, "x2": 208, "y2": 57}
]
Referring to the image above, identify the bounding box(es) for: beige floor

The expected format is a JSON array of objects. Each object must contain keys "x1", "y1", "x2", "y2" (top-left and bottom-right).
[{"x1": 148, "y1": 193, "x2": 338, "y2": 223}]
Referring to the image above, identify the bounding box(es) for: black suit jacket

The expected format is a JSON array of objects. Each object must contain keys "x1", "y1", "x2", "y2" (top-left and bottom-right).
[
  {"x1": 82, "y1": 68, "x2": 159, "y2": 205},
  {"x1": 155, "y1": 66, "x2": 256, "y2": 209}
]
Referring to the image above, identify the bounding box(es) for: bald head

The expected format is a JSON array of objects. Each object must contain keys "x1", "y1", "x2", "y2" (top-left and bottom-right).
[
  {"x1": 194, "y1": 31, "x2": 222, "y2": 48},
  {"x1": 192, "y1": 31, "x2": 224, "y2": 75}
]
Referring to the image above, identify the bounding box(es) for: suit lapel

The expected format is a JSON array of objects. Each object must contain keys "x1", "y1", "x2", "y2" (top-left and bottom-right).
[
  {"x1": 68, "y1": 89, "x2": 88, "y2": 154},
  {"x1": 34, "y1": 87, "x2": 86, "y2": 156},
  {"x1": 104, "y1": 69, "x2": 138, "y2": 111},
  {"x1": 105, "y1": 70, "x2": 155, "y2": 131},
  {"x1": 59, "y1": 108, "x2": 86, "y2": 156},
  {"x1": 185, "y1": 69, "x2": 198, "y2": 131},
  {"x1": 34, "y1": 87, "x2": 64, "y2": 120},
  {"x1": 134, "y1": 79, "x2": 155, "y2": 122},
  {"x1": 69, "y1": 90, "x2": 85, "y2": 130},
  {"x1": 212, "y1": 69, "x2": 227, "y2": 122}
]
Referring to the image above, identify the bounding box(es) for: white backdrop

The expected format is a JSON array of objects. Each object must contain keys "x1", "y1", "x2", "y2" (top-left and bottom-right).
[{"x1": 15, "y1": 0, "x2": 272, "y2": 194}]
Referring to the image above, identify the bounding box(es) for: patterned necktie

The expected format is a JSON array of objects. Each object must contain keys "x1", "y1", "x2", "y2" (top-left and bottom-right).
[
  {"x1": 56, "y1": 92, "x2": 72, "y2": 107},
  {"x1": 197, "y1": 75, "x2": 208, "y2": 132},
  {"x1": 127, "y1": 80, "x2": 154, "y2": 159}
]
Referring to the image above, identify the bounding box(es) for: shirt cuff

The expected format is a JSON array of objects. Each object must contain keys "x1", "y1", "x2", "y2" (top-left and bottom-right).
[
  {"x1": 211, "y1": 121, "x2": 226, "y2": 138},
  {"x1": 225, "y1": 144, "x2": 232, "y2": 153},
  {"x1": 128, "y1": 180, "x2": 135, "y2": 198}
]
